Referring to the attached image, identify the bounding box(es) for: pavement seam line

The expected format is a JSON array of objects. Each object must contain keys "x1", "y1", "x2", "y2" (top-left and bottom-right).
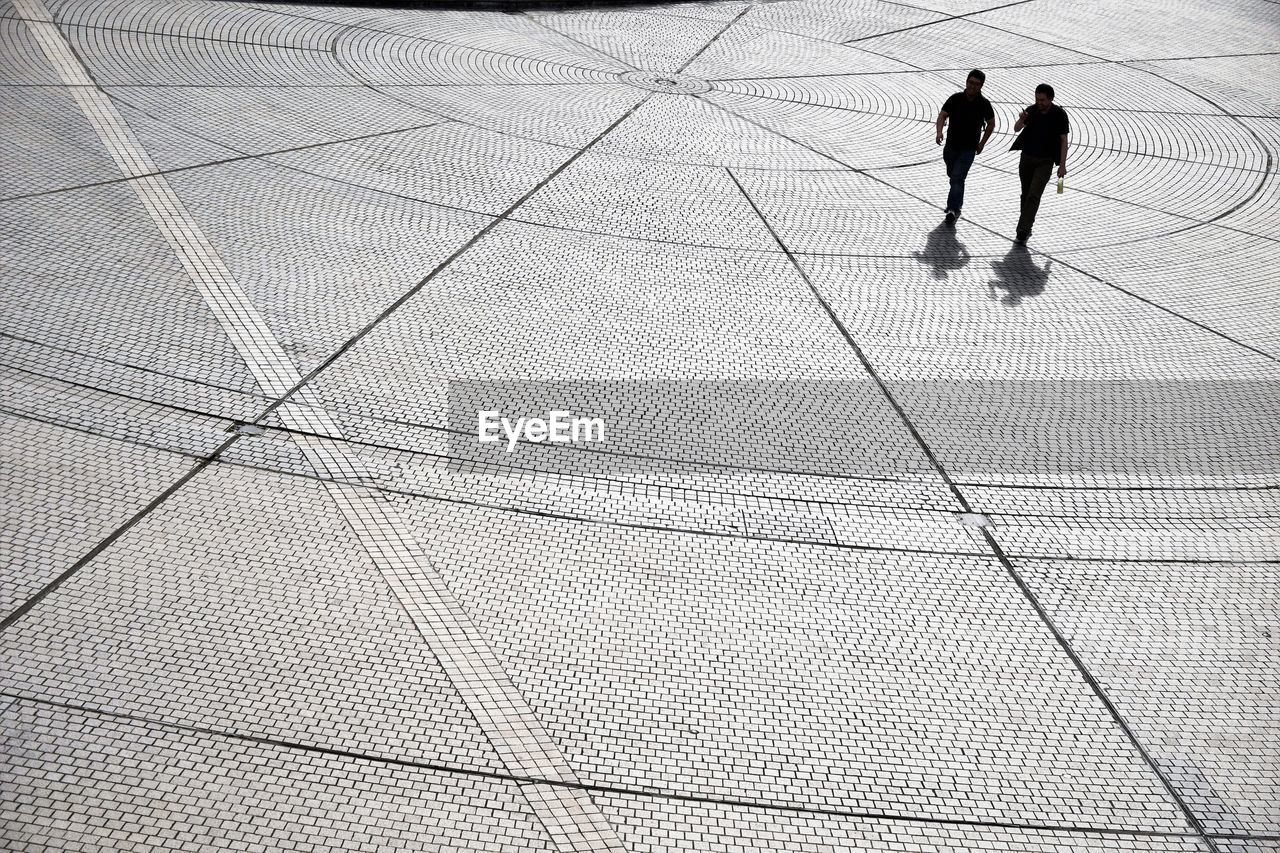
[
  {"x1": 0, "y1": 119, "x2": 453, "y2": 204},
  {"x1": 703, "y1": 94, "x2": 1277, "y2": 364},
  {"x1": 0, "y1": 447, "x2": 228, "y2": 631},
  {"x1": 13, "y1": 4, "x2": 627, "y2": 849},
  {"x1": 726, "y1": 167, "x2": 1223, "y2": 852},
  {"x1": 675, "y1": 4, "x2": 755, "y2": 74},
  {"x1": 8, "y1": 395, "x2": 1274, "y2": 565},
  {"x1": 3, "y1": 354, "x2": 1273, "y2": 562},
  {"x1": 843, "y1": 0, "x2": 1042, "y2": 43},
  {"x1": 238, "y1": 90, "x2": 652, "y2": 431},
  {"x1": 9, "y1": 689, "x2": 1258, "y2": 843},
  {"x1": 246, "y1": 3, "x2": 619, "y2": 81}
]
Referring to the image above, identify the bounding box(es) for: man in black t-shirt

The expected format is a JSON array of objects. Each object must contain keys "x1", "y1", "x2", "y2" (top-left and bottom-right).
[
  {"x1": 1010, "y1": 83, "x2": 1070, "y2": 244},
  {"x1": 935, "y1": 69, "x2": 996, "y2": 226}
]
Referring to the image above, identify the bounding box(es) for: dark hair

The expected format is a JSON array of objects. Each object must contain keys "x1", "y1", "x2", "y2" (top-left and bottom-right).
[
  {"x1": 968, "y1": 69, "x2": 986, "y2": 84},
  {"x1": 1035, "y1": 83, "x2": 1055, "y2": 100}
]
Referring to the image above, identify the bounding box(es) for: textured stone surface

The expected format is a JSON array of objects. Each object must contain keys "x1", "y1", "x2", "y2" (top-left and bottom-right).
[{"x1": 1, "y1": 0, "x2": 1276, "y2": 848}]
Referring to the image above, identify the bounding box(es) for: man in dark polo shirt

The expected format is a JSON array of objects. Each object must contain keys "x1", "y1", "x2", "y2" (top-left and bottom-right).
[
  {"x1": 1011, "y1": 83, "x2": 1070, "y2": 244},
  {"x1": 935, "y1": 69, "x2": 996, "y2": 226}
]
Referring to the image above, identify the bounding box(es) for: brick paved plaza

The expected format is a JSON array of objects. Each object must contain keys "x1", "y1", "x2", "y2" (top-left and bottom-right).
[{"x1": 1, "y1": 0, "x2": 1277, "y2": 849}]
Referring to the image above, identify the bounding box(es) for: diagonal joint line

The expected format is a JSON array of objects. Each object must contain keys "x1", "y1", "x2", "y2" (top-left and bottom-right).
[
  {"x1": 521, "y1": 12, "x2": 641, "y2": 71},
  {"x1": 0, "y1": 120, "x2": 453, "y2": 205},
  {"x1": 251, "y1": 91, "x2": 654, "y2": 426},
  {"x1": 2, "y1": 688, "x2": 1241, "y2": 843},
  {"x1": 844, "y1": 0, "x2": 1042, "y2": 44},
  {"x1": 0, "y1": 441, "x2": 233, "y2": 633},
  {"x1": 725, "y1": 164, "x2": 1223, "y2": 853},
  {"x1": 674, "y1": 5, "x2": 754, "y2": 74},
  {"x1": 707, "y1": 96, "x2": 1276, "y2": 364}
]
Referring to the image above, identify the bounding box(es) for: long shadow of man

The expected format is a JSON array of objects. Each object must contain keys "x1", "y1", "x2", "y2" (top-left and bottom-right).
[
  {"x1": 912, "y1": 223, "x2": 971, "y2": 280},
  {"x1": 989, "y1": 246, "x2": 1052, "y2": 306}
]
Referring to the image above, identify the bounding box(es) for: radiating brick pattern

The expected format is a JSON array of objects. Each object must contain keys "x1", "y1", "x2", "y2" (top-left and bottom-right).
[{"x1": 2, "y1": 0, "x2": 1276, "y2": 848}]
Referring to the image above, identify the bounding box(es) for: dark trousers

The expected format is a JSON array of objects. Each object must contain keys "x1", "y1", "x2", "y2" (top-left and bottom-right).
[
  {"x1": 942, "y1": 146, "x2": 976, "y2": 214},
  {"x1": 1017, "y1": 154, "x2": 1055, "y2": 237}
]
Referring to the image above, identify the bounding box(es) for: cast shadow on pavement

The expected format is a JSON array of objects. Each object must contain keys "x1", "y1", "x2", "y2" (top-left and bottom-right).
[
  {"x1": 989, "y1": 245, "x2": 1051, "y2": 306},
  {"x1": 912, "y1": 223, "x2": 971, "y2": 280}
]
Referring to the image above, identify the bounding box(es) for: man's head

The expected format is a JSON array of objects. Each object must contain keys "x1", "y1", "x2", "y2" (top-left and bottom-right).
[
  {"x1": 1034, "y1": 83, "x2": 1055, "y2": 111},
  {"x1": 964, "y1": 69, "x2": 986, "y2": 97}
]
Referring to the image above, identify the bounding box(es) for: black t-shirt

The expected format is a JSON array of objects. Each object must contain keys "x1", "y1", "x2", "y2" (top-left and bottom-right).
[
  {"x1": 1017, "y1": 104, "x2": 1070, "y2": 161},
  {"x1": 941, "y1": 92, "x2": 995, "y2": 150}
]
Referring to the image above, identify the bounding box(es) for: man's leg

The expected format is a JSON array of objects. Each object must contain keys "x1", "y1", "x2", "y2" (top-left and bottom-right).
[
  {"x1": 1016, "y1": 155, "x2": 1053, "y2": 239},
  {"x1": 947, "y1": 148, "x2": 975, "y2": 217},
  {"x1": 942, "y1": 147, "x2": 956, "y2": 216}
]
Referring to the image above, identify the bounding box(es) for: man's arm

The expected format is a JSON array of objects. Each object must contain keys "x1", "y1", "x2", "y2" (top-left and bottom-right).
[
  {"x1": 977, "y1": 115, "x2": 995, "y2": 153},
  {"x1": 1014, "y1": 109, "x2": 1028, "y2": 132},
  {"x1": 1057, "y1": 133, "x2": 1068, "y2": 177},
  {"x1": 935, "y1": 111, "x2": 947, "y2": 145}
]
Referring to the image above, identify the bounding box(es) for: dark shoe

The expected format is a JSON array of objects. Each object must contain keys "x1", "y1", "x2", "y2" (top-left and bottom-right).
[
  {"x1": 944, "y1": 210, "x2": 957, "y2": 226},
  {"x1": 1014, "y1": 233, "x2": 1028, "y2": 246}
]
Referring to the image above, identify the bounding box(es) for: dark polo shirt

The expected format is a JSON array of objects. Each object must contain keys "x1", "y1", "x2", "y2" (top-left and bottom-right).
[
  {"x1": 1015, "y1": 104, "x2": 1070, "y2": 162},
  {"x1": 941, "y1": 91, "x2": 995, "y2": 150}
]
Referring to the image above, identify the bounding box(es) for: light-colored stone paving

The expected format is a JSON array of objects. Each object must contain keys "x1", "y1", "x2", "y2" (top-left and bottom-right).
[{"x1": 1, "y1": 0, "x2": 1277, "y2": 850}]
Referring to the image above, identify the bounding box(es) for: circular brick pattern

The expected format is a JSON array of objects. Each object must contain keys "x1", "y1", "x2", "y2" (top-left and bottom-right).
[
  {"x1": 616, "y1": 70, "x2": 713, "y2": 95},
  {"x1": 3, "y1": 1, "x2": 1279, "y2": 850}
]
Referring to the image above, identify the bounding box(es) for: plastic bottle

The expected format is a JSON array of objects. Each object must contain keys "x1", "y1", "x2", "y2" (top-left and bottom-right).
[{"x1": 1056, "y1": 177, "x2": 1064, "y2": 194}]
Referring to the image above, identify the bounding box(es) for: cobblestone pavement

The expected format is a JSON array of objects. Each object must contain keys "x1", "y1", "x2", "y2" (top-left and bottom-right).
[{"x1": 1, "y1": 0, "x2": 1277, "y2": 849}]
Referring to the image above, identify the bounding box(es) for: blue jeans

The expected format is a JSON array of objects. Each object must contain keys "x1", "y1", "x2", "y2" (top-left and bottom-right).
[{"x1": 942, "y1": 146, "x2": 976, "y2": 214}]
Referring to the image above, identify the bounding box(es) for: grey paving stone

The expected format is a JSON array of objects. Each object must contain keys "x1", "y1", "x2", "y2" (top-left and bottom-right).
[
  {"x1": 329, "y1": 11, "x2": 624, "y2": 88},
  {"x1": 408, "y1": 501, "x2": 1191, "y2": 831},
  {"x1": 982, "y1": 0, "x2": 1280, "y2": 61},
  {"x1": 888, "y1": 379, "x2": 1280, "y2": 488},
  {"x1": 1063, "y1": 229, "x2": 1280, "y2": 358},
  {"x1": 851, "y1": 18, "x2": 1098, "y2": 71},
  {"x1": 0, "y1": 83, "x2": 122, "y2": 197},
  {"x1": 998, "y1": 60, "x2": 1228, "y2": 116},
  {"x1": 515, "y1": 152, "x2": 782, "y2": 249},
  {"x1": 51, "y1": 0, "x2": 346, "y2": 52},
  {"x1": 0, "y1": 182, "x2": 262, "y2": 396},
  {"x1": 163, "y1": 157, "x2": 493, "y2": 375},
  {"x1": 0, "y1": 331, "x2": 268, "y2": 428},
  {"x1": 307, "y1": 225, "x2": 940, "y2": 478},
  {"x1": 54, "y1": 7, "x2": 349, "y2": 87},
  {"x1": 729, "y1": 0, "x2": 947, "y2": 47},
  {"x1": 0, "y1": 8, "x2": 62, "y2": 84},
  {"x1": 367, "y1": 80, "x2": 647, "y2": 150},
  {"x1": 527, "y1": 9, "x2": 731, "y2": 73},
  {"x1": 91, "y1": 90, "x2": 237, "y2": 172},
  {"x1": 731, "y1": 167, "x2": 1013, "y2": 255},
  {"x1": 688, "y1": 22, "x2": 920, "y2": 82},
  {"x1": 1018, "y1": 559, "x2": 1280, "y2": 835},
  {"x1": 599, "y1": 91, "x2": 838, "y2": 168},
  {"x1": 271, "y1": 121, "x2": 568, "y2": 216},
  {"x1": 597, "y1": 793, "x2": 1209, "y2": 852},
  {"x1": 961, "y1": 482, "x2": 1280, "y2": 561},
  {"x1": 335, "y1": 5, "x2": 630, "y2": 76},
  {"x1": 3, "y1": 0, "x2": 1277, "y2": 847},
  {"x1": 0, "y1": 700, "x2": 554, "y2": 852},
  {"x1": 1142, "y1": 55, "x2": 1280, "y2": 119},
  {"x1": 0, "y1": 462, "x2": 505, "y2": 771},
  {"x1": 703, "y1": 83, "x2": 950, "y2": 170},
  {"x1": 800, "y1": 252, "x2": 1278, "y2": 384},
  {"x1": 0, "y1": 411, "x2": 195, "y2": 619},
  {"x1": 106, "y1": 83, "x2": 456, "y2": 168}
]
